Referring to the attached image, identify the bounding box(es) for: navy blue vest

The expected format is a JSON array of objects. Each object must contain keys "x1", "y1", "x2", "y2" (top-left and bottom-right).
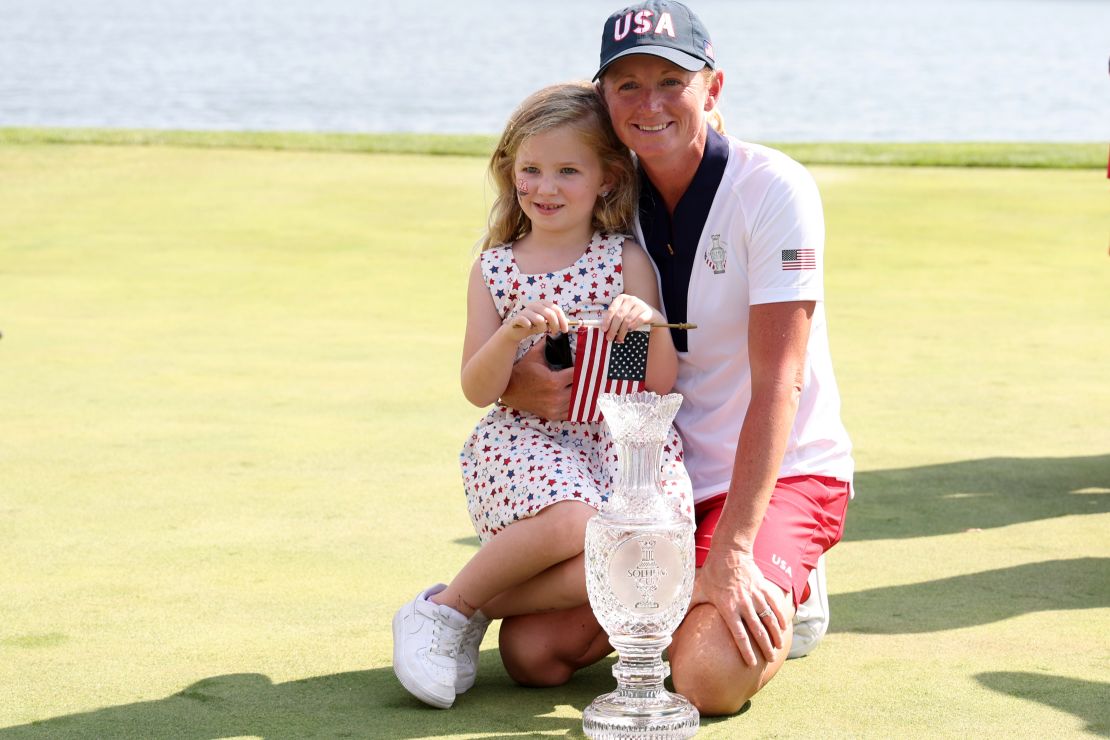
[{"x1": 637, "y1": 125, "x2": 729, "y2": 352}]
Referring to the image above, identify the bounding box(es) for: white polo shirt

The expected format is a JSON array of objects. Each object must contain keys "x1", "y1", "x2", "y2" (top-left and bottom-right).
[{"x1": 634, "y1": 128, "x2": 854, "y2": 503}]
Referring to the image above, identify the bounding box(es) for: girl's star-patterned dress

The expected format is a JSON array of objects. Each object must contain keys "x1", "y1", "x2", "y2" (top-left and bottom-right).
[{"x1": 460, "y1": 231, "x2": 692, "y2": 544}]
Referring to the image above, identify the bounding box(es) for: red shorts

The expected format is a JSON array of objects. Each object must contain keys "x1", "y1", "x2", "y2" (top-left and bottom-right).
[{"x1": 694, "y1": 475, "x2": 850, "y2": 606}]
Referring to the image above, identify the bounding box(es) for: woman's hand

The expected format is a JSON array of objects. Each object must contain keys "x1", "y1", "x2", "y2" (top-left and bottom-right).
[
  {"x1": 690, "y1": 548, "x2": 788, "y2": 667},
  {"x1": 500, "y1": 342, "x2": 574, "y2": 420},
  {"x1": 602, "y1": 294, "x2": 660, "y2": 343},
  {"x1": 504, "y1": 300, "x2": 569, "y2": 340}
]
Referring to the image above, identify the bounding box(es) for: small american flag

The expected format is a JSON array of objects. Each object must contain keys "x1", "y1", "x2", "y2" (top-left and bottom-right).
[
  {"x1": 782, "y1": 248, "x2": 817, "y2": 271},
  {"x1": 567, "y1": 326, "x2": 649, "y2": 422}
]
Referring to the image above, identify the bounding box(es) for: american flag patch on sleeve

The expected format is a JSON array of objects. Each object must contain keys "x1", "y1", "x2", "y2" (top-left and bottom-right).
[{"x1": 781, "y1": 248, "x2": 816, "y2": 270}]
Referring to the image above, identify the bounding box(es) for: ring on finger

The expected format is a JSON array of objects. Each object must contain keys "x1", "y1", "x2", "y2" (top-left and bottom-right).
[{"x1": 756, "y1": 608, "x2": 773, "y2": 619}]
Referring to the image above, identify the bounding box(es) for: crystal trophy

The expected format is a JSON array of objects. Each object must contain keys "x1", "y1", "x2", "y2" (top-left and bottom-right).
[{"x1": 583, "y1": 391, "x2": 699, "y2": 739}]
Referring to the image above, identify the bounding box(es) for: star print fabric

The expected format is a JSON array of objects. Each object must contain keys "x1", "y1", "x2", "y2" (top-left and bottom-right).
[{"x1": 460, "y1": 231, "x2": 692, "y2": 544}]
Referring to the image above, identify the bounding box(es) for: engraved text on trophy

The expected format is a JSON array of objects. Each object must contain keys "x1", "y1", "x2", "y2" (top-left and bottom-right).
[{"x1": 608, "y1": 534, "x2": 684, "y2": 616}]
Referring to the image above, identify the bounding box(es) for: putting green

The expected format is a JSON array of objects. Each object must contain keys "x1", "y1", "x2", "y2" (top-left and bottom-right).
[{"x1": 0, "y1": 144, "x2": 1106, "y2": 738}]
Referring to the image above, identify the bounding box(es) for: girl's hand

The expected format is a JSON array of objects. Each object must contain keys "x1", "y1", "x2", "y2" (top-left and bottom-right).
[
  {"x1": 602, "y1": 294, "x2": 660, "y2": 343},
  {"x1": 504, "y1": 300, "x2": 568, "y2": 339}
]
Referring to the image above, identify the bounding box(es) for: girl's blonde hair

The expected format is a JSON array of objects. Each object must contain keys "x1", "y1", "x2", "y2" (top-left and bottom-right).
[{"x1": 482, "y1": 82, "x2": 636, "y2": 251}]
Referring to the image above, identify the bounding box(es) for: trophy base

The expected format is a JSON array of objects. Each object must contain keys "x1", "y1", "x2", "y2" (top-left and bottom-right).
[{"x1": 582, "y1": 689, "x2": 699, "y2": 739}]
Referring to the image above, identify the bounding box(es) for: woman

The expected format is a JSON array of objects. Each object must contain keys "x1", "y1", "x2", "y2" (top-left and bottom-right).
[{"x1": 498, "y1": 0, "x2": 854, "y2": 714}]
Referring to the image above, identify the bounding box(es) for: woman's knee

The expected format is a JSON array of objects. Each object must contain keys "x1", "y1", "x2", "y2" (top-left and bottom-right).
[{"x1": 670, "y1": 604, "x2": 785, "y2": 716}]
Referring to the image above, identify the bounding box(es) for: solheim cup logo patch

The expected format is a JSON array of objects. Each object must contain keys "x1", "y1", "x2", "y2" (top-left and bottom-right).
[{"x1": 705, "y1": 234, "x2": 726, "y2": 274}]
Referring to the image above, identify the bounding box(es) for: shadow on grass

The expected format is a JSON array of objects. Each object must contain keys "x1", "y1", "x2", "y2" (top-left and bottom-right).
[
  {"x1": 975, "y1": 672, "x2": 1110, "y2": 737},
  {"x1": 847, "y1": 454, "x2": 1109, "y2": 541},
  {"x1": 830, "y1": 557, "x2": 1109, "y2": 634},
  {"x1": 447, "y1": 455, "x2": 1109, "y2": 547},
  {"x1": 0, "y1": 651, "x2": 615, "y2": 739}
]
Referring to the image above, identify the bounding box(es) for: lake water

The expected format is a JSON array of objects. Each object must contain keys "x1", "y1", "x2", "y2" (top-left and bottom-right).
[{"x1": 1, "y1": 0, "x2": 1107, "y2": 140}]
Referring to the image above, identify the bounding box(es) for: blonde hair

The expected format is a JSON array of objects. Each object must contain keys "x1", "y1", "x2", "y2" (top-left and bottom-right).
[
  {"x1": 481, "y1": 82, "x2": 636, "y2": 251},
  {"x1": 702, "y1": 68, "x2": 726, "y2": 134}
]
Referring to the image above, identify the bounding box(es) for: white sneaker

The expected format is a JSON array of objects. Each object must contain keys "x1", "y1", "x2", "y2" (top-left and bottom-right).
[
  {"x1": 392, "y1": 584, "x2": 468, "y2": 708},
  {"x1": 454, "y1": 610, "x2": 491, "y2": 694},
  {"x1": 788, "y1": 554, "x2": 830, "y2": 659}
]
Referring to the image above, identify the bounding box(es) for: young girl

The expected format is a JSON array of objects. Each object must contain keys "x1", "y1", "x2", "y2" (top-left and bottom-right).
[{"x1": 392, "y1": 82, "x2": 692, "y2": 709}]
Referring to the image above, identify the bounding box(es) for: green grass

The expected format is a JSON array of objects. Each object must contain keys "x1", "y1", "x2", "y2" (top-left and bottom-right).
[
  {"x1": 0, "y1": 141, "x2": 1107, "y2": 739},
  {"x1": 2, "y1": 126, "x2": 1105, "y2": 168}
]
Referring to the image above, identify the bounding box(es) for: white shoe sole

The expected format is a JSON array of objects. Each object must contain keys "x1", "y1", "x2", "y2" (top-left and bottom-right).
[{"x1": 392, "y1": 608, "x2": 454, "y2": 709}]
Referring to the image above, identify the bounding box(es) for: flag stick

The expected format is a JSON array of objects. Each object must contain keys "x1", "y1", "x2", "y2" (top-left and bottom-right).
[{"x1": 568, "y1": 319, "x2": 697, "y2": 330}]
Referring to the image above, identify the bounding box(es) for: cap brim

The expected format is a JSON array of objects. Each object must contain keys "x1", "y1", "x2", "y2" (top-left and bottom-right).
[{"x1": 593, "y1": 45, "x2": 708, "y2": 81}]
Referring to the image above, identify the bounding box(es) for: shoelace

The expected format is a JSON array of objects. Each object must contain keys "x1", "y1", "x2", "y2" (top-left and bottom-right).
[{"x1": 430, "y1": 616, "x2": 464, "y2": 659}]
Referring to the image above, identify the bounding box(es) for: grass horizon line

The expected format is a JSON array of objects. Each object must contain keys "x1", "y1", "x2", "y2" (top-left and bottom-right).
[{"x1": 1, "y1": 126, "x2": 1105, "y2": 169}]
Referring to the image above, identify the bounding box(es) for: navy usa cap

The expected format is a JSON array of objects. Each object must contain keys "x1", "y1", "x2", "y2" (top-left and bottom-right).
[{"x1": 594, "y1": 1, "x2": 715, "y2": 81}]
